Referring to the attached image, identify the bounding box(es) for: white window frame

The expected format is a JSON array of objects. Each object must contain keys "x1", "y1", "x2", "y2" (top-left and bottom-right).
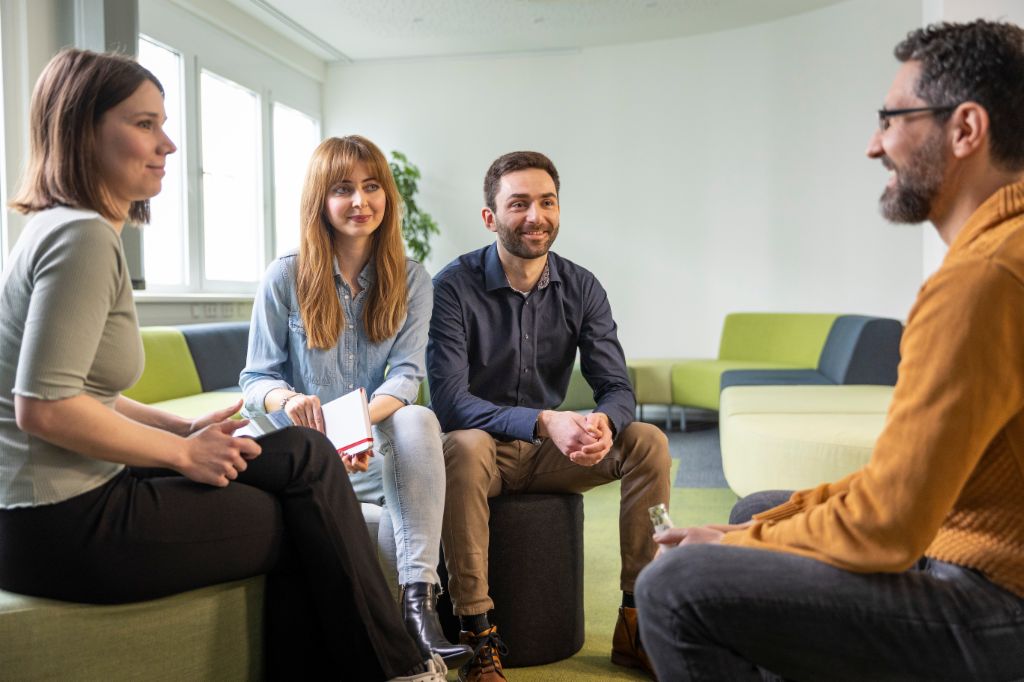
[{"x1": 138, "y1": 0, "x2": 322, "y2": 295}]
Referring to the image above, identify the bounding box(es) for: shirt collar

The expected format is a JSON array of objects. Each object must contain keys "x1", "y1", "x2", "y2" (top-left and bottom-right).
[
  {"x1": 333, "y1": 255, "x2": 376, "y2": 289},
  {"x1": 483, "y1": 241, "x2": 562, "y2": 293}
]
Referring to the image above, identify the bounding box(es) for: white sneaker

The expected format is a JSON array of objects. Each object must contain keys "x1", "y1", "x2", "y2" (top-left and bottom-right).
[{"x1": 388, "y1": 653, "x2": 448, "y2": 681}]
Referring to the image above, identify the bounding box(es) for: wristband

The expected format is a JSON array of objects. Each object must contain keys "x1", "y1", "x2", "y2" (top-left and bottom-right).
[{"x1": 280, "y1": 393, "x2": 298, "y2": 411}]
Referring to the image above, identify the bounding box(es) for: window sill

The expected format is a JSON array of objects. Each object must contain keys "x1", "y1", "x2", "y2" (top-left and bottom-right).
[
  {"x1": 133, "y1": 292, "x2": 254, "y2": 326},
  {"x1": 133, "y1": 292, "x2": 255, "y2": 304}
]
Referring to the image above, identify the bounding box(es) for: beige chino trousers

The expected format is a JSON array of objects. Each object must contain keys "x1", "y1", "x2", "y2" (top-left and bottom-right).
[{"x1": 441, "y1": 421, "x2": 671, "y2": 616}]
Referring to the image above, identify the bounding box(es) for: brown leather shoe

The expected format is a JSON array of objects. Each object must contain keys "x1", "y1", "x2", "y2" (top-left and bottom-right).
[
  {"x1": 457, "y1": 625, "x2": 508, "y2": 682},
  {"x1": 611, "y1": 606, "x2": 657, "y2": 680}
]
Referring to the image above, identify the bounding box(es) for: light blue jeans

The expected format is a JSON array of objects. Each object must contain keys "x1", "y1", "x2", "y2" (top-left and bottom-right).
[{"x1": 349, "y1": 404, "x2": 445, "y2": 587}]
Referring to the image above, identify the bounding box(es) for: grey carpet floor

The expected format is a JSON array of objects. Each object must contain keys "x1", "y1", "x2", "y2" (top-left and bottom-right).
[
  {"x1": 636, "y1": 406, "x2": 727, "y2": 489},
  {"x1": 670, "y1": 427, "x2": 728, "y2": 488}
]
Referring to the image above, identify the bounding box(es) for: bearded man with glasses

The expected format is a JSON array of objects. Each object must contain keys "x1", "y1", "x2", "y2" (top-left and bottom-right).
[{"x1": 635, "y1": 19, "x2": 1024, "y2": 682}]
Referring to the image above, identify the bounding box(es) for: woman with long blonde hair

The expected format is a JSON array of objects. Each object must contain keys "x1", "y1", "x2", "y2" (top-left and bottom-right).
[{"x1": 242, "y1": 135, "x2": 468, "y2": 667}]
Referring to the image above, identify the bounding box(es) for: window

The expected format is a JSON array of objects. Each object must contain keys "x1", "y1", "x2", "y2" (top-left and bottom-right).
[
  {"x1": 272, "y1": 102, "x2": 320, "y2": 257},
  {"x1": 138, "y1": 35, "x2": 187, "y2": 287},
  {"x1": 200, "y1": 70, "x2": 263, "y2": 283},
  {"x1": 135, "y1": 0, "x2": 322, "y2": 295}
]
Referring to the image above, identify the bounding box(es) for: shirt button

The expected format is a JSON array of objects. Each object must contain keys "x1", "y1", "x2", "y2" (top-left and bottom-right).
[
  {"x1": 349, "y1": 384, "x2": 354, "y2": 389},
  {"x1": 524, "y1": 333, "x2": 529, "y2": 339},
  {"x1": 349, "y1": 354, "x2": 354, "y2": 360},
  {"x1": 524, "y1": 368, "x2": 530, "y2": 373},
  {"x1": 344, "y1": 295, "x2": 350, "y2": 300}
]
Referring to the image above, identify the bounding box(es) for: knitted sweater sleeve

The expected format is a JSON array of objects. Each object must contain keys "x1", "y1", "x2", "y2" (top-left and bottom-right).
[{"x1": 721, "y1": 259, "x2": 1024, "y2": 572}]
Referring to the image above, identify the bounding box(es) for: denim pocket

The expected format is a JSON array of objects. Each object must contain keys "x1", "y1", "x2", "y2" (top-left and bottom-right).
[{"x1": 287, "y1": 312, "x2": 338, "y2": 386}]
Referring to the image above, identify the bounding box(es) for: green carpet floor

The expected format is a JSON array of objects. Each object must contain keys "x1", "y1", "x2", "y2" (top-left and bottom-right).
[{"x1": 487, "y1": 462, "x2": 738, "y2": 681}]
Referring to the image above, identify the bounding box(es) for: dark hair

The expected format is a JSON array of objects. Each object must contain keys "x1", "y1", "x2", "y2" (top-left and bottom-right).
[
  {"x1": 483, "y1": 151, "x2": 560, "y2": 211},
  {"x1": 895, "y1": 20, "x2": 1024, "y2": 170},
  {"x1": 9, "y1": 48, "x2": 164, "y2": 223}
]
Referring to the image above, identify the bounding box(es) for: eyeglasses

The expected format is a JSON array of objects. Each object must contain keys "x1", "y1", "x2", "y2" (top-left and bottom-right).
[{"x1": 877, "y1": 105, "x2": 958, "y2": 132}]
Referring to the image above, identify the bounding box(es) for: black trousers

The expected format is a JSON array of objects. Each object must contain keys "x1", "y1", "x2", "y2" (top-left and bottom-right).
[{"x1": 0, "y1": 427, "x2": 423, "y2": 680}]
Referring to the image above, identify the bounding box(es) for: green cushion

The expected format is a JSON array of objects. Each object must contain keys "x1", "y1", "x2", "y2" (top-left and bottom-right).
[
  {"x1": 627, "y1": 358, "x2": 678, "y2": 405},
  {"x1": 150, "y1": 390, "x2": 244, "y2": 420},
  {"x1": 122, "y1": 328, "x2": 203, "y2": 404},
  {"x1": 557, "y1": 364, "x2": 638, "y2": 412},
  {"x1": 672, "y1": 360, "x2": 806, "y2": 411},
  {"x1": 719, "y1": 385, "x2": 893, "y2": 497},
  {"x1": 720, "y1": 384, "x2": 895, "y2": 417},
  {"x1": 718, "y1": 313, "x2": 839, "y2": 365},
  {"x1": 0, "y1": 578, "x2": 264, "y2": 680}
]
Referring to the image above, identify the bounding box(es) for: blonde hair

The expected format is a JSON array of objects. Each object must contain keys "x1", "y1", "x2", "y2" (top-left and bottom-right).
[
  {"x1": 9, "y1": 47, "x2": 162, "y2": 224},
  {"x1": 297, "y1": 135, "x2": 408, "y2": 349}
]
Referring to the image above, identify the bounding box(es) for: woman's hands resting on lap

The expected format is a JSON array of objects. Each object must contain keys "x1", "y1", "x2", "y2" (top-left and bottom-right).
[
  {"x1": 182, "y1": 417, "x2": 262, "y2": 487},
  {"x1": 16, "y1": 394, "x2": 262, "y2": 489}
]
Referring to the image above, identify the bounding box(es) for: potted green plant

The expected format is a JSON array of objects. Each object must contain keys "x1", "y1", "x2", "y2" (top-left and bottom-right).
[{"x1": 390, "y1": 151, "x2": 440, "y2": 262}]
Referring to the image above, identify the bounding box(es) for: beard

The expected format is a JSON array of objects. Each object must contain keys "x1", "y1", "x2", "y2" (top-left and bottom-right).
[
  {"x1": 494, "y1": 217, "x2": 559, "y2": 259},
  {"x1": 878, "y1": 132, "x2": 946, "y2": 224}
]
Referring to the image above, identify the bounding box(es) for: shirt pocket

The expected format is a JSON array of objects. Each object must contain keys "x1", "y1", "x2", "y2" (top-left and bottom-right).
[{"x1": 287, "y1": 312, "x2": 338, "y2": 386}]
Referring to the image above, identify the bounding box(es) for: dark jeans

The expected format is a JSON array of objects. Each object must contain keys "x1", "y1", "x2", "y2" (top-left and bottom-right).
[
  {"x1": 635, "y1": 491, "x2": 1024, "y2": 681},
  {"x1": 0, "y1": 427, "x2": 423, "y2": 681}
]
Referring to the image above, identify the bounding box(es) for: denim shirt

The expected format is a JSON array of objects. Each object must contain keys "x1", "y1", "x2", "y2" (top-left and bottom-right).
[{"x1": 241, "y1": 252, "x2": 432, "y2": 415}]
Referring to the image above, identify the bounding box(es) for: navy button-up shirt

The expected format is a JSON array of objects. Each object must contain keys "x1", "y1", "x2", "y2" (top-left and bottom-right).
[{"x1": 427, "y1": 243, "x2": 635, "y2": 441}]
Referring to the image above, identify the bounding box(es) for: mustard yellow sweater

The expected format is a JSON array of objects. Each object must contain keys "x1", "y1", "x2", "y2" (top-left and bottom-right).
[{"x1": 722, "y1": 180, "x2": 1024, "y2": 599}]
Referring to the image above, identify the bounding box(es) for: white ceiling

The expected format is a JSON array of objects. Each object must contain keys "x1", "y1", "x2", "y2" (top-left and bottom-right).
[{"x1": 227, "y1": 0, "x2": 850, "y2": 62}]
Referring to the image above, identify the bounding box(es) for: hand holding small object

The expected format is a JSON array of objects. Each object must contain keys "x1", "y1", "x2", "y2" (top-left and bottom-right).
[{"x1": 652, "y1": 522, "x2": 754, "y2": 557}]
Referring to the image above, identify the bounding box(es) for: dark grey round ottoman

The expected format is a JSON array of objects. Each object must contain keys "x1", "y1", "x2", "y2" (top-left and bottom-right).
[{"x1": 437, "y1": 492, "x2": 585, "y2": 668}]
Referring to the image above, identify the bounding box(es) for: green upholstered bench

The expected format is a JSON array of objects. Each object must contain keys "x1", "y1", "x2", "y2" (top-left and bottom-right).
[
  {"x1": 0, "y1": 323, "x2": 261, "y2": 680},
  {"x1": 556, "y1": 362, "x2": 639, "y2": 413},
  {"x1": 122, "y1": 323, "x2": 248, "y2": 415},
  {"x1": 0, "y1": 579, "x2": 263, "y2": 680},
  {"x1": 671, "y1": 313, "x2": 840, "y2": 415},
  {"x1": 719, "y1": 384, "x2": 894, "y2": 497}
]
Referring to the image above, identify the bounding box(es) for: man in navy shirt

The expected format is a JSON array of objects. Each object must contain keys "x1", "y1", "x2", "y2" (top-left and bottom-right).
[{"x1": 427, "y1": 151, "x2": 670, "y2": 681}]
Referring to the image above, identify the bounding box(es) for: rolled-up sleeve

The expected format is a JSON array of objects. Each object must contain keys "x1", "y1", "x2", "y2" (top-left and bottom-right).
[
  {"x1": 373, "y1": 262, "x2": 431, "y2": 405},
  {"x1": 240, "y1": 260, "x2": 294, "y2": 414}
]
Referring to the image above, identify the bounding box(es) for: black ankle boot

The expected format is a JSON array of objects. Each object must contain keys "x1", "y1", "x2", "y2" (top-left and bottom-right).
[{"x1": 401, "y1": 582, "x2": 473, "y2": 668}]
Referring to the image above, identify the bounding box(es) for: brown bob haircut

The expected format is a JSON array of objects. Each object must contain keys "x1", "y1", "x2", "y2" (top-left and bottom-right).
[
  {"x1": 9, "y1": 47, "x2": 163, "y2": 224},
  {"x1": 296, "y1": 135, "x2": 408, "y2": 349}
]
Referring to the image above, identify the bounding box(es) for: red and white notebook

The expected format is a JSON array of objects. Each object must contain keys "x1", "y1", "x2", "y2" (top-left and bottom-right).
[{"x1": 322, "y1": 387, "x2": 374, "y2": 457}]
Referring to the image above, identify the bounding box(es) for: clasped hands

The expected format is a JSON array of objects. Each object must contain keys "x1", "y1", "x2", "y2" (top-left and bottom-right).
[{"x1": 538, "y1": 410, "x2": 613, "y2": 466}]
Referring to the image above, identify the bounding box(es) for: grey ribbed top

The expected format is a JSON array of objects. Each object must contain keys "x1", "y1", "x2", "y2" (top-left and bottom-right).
[{"x1": 0, "y1": 207, "x2": 143, "y2": 508}]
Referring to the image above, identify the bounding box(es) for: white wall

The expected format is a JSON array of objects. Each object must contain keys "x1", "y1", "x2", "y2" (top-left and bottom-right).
[
  {"x1": 325, "y1": 0, "x2": 924, "y2": 358},
  {"x1": 1, "y1": 0, "x2": 73, "y2": 250}
]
